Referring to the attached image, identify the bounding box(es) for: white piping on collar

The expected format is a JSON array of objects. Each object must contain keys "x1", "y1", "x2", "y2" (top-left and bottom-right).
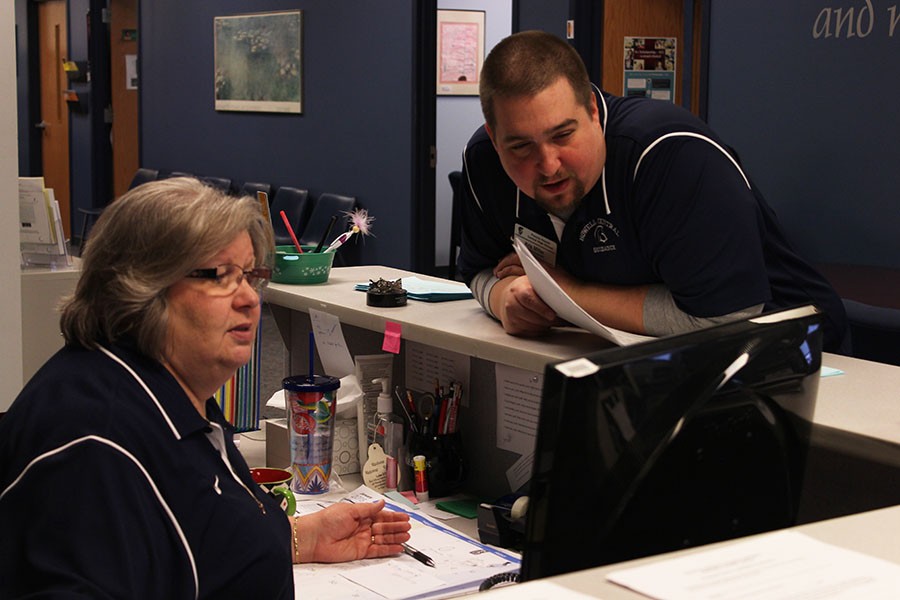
[
  {"x1": 594, "y1": 85, "x2": 612, "y2": 215},
  {"x1": 635, "y1": 132, "x2": 752, "y2": 190},
  {"x1": 460, "y1": 146, "x2": 484, "y2": 214},
  {"x1": 99, "y1": 345, "x2": 182, "y2": 440}
]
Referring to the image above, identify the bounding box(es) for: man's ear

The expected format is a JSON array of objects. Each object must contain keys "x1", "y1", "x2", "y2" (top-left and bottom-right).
[
  {"x1": 484, "y1": 122, "x2": 499, "y2": 150},
  {"x1": 589, "y1": 94, "x2": 601, "y2": 130}
]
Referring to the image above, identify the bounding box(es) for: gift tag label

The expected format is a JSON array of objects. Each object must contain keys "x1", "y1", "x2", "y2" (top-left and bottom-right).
[{"x1": 362, "y1": 442, "x2": 387, "y2": 492}]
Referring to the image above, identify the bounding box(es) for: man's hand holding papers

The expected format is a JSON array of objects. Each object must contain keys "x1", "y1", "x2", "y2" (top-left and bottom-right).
[{"x1": 512, "y1": 238, "x2": 652, "y2": 346}]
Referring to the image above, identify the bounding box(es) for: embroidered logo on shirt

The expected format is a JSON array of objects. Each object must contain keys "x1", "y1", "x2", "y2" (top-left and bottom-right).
[{"x1": 579, "y1": 218, "x2": 620, "y2": 253}]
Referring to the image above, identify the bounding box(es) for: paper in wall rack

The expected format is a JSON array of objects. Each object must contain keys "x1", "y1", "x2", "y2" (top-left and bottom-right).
[{"x1": 19, "y1": 177, "x2": 72, "y2": 269}]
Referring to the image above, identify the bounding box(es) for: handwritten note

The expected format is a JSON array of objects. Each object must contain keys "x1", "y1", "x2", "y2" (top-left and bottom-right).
[{"x1": 309, "y1": 308, "x2": 355, "y2": 377}]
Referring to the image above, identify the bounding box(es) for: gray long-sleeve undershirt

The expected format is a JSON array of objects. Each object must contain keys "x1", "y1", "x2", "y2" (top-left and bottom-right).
[{"x1": 469, "y1": 268, "x2": 763, "y2": 337}]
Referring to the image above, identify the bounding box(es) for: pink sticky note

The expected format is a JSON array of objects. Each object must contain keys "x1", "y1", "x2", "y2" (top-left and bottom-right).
[
  {"x1": 400, "y1": 490, "x2": 419, "y2": 504},
  {"x1": 382, "y1": 321, "x2": 402, "y2": 353}
]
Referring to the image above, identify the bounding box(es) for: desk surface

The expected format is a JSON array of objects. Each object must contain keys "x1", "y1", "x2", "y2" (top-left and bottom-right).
[
  {"x1": 264, "y1": 267, "x2": 900, "y2": 598},
  {"x1": 814, "y1": 353, "x2": 900, "y2": 449},
  {"x1": 483, "y1": 503, "x2": 900, "y2": 598},
  {"x1": 265, "y1": 266, "x2": 615, "y2": 374}
]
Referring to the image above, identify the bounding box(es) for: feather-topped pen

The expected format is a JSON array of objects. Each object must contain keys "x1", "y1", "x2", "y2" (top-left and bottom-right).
[{"x1": 324, "y1": 208, "x2": 374, "y2": 253}]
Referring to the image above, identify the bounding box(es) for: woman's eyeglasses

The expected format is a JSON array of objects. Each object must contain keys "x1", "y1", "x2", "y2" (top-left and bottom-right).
[{"x1": 185, "y1": 264, "x2": 272, "y2": 296}]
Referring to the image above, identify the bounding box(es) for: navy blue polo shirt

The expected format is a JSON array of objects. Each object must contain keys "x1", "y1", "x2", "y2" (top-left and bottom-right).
[
  {"x1": 0, "y1": 342, "x2": 293, "y2": 599},
  {"x1": 457, "y1": 90, "x2": 846, "y2": 351}
]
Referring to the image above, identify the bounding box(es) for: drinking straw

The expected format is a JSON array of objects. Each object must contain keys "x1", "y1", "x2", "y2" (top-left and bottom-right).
[
  {"x1": 308, "y1": 331, "x2": 315, "y2": 383},
  {"x1": 314, "y1": 215, "x2": 338, "y2": 253},
  {"x1": 279, "y1": 210, "x2": 304, "y2": 253}
]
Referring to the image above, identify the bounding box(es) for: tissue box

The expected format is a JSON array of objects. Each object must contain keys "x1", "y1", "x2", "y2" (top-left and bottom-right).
[
  {"x1": 332, "y1": 417, "x2": 361, "y2": 475},
  {"x1": 265, "y1": 417, "x2": 360, "y2": 476},
  {"x1": 265, "y1": 418, "x2": 291, "y2": 468}
]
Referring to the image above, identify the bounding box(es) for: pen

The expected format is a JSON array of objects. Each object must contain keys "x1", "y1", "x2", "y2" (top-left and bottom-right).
[
  {"x1": 324, "y1": 225, "x2": 359, "y2": 253},
  {"x1": 313, "y1": 215, "x2": 338, "y2": 253},
  {"x1": 402, "y1": 543, "x2": 435, "y2": 568},
  {"x1": 280, "y1": 210, "x2": 304, "y2": 253}
]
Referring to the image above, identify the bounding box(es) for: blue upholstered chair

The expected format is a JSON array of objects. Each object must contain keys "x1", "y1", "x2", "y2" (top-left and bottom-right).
[
  {"x1": 843, "y1": 299, "x2": 900, "y2": 367},
  {"x1": 269, "y1": 186, "x2": 311, "y2": 247},
  {"x1": 297, "y1": 193, "x2": 357, "y2": 249},
  {"x1": 128, "y1": 167, "x2": 159, "y2": 189},
  {"x1": 163, "y1": 171, "x2": 193, "y2": 179},
  {"x1": 297, "y1": 193, "x2": 358, "y2": 265},
  {"x1": 447, "y1": 171, "x2": 463, "y2": 281},
  {"x1": 239, "y1": 181, "x2": 272, "y2": 200},
  {"x1": 199, "y1": 176, "x2": 233, "y2": 194}
]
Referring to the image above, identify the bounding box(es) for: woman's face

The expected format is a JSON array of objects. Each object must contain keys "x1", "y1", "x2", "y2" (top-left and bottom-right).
[{"x1": 162, "y1": 231, "x2": 261, "y2": 410}]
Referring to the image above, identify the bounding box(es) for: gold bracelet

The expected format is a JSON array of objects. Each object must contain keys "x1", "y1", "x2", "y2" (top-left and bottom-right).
[{"x1": 291, "y1": 516, "x2": 301, "y2": 563}]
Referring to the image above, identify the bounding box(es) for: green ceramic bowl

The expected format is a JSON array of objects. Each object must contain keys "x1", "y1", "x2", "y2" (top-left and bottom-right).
[{"x1": 273, "y1": 245, "x2": 335, "y2": 284}]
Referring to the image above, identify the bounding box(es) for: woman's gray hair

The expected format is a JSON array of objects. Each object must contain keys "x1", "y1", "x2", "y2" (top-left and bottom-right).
[{"x1": 60, "y1": 177, "x2": 274, "y2": 359}]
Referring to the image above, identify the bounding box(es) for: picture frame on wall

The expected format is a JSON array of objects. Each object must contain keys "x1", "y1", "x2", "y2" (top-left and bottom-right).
[
  {"x1": 214, "y1": 10, "x2": 303, "y2": 113},
  {"x1": 436, "y1": 9, "x2": 485, "y2": 96}
]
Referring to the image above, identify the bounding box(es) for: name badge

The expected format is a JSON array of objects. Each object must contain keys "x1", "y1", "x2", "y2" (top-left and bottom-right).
[{"x1": 514, "y1": 225, "x2": 557, "y2": 266}]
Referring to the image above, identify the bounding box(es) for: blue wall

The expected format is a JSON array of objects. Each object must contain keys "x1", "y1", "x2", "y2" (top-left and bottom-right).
[
  {"x1": 67, "y1": 0, "x2": 96, "y2": 229},
  {"x1": 16, "y1": 0, "x2": 97, "y2": 234},
  {"x1": 140, "y1": 1, "x2": 417, "y2": 269},
  {"x1": 706, "y1": 0, "x2": 900, "y2": 269},
  {"x1": 15, "y1": 0, "x2": 37, "y2": 176}
]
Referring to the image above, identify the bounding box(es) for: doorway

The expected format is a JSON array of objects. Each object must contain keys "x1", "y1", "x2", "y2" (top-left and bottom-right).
[
  {"x1": 109, "y1": 0, "x2": 139, "y2": 199},
  {"x1": 37, "y1": 0, "x2": 71, "y2": 237}
]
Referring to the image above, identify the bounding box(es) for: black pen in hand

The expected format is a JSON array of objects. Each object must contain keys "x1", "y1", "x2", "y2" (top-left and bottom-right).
[{"x1": 402, "y1": 543, "x2": 435, "y2": 568}]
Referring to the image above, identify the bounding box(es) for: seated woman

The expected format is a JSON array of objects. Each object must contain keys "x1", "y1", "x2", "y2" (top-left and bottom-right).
[{"x1": 0, "y1": 177, "x2": 410, "y2": 598}]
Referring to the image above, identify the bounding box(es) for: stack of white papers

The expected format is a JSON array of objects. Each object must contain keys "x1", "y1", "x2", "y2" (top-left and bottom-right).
[
  {"x1": 293, "y1": 485, "x2": 520, "y2": 600},
  {"x1": 513, "y1": 239, "x2": 651, "y2": 346},
  {"x1": 607, "y1": 530, "x2": 900, "y2": 599}
]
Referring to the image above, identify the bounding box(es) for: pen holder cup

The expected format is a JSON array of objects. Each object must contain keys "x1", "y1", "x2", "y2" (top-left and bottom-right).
[
  {"x1": 273, "y1": 245, "x2": 334, "y2": 284},
  {"x1": 406, "y1": 431, "x2": 466, "y2": 498}
]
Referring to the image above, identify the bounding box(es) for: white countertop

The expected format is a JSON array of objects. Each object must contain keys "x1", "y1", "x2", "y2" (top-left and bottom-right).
[
  {"x1": 265, "y1": 266, "x2": 615, "y2": 374},
  {"x1": 266, "y1": 266, "x2": 900, "y2": 450}
]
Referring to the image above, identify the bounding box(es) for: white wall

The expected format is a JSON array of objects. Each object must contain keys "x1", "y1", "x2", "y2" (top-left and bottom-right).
[
  {"x1": 434, "y1": 0, "x2": 512, "y2": 271},
  {"x1": 1, "y1": 2, "x2": 23, "y2": 410}
]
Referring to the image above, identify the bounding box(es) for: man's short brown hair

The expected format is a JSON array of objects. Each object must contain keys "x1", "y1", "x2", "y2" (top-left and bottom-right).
[{"x1": 479, "y1": 31, "x2": 593, "y2": 130}]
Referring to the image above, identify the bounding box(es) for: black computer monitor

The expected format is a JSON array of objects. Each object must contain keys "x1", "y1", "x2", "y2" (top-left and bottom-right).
[{"x1": 520, "y1": 305, "x2": 823, "y2": 581}]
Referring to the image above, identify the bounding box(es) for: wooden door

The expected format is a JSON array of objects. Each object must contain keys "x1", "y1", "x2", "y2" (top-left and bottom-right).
[
  {"x1": 602, "y1": 1, "x2": 684, "y2": 106},
  {"x1": 110, "y1": 0, "x2": 139, "y2": 199},
  {"x1": 38, "y1": 0, "x2": 71, "y2": 237}
]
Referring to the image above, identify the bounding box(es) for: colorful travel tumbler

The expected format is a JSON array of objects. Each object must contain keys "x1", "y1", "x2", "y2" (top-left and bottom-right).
[{"x1": 283, "y1": 375, "x2": 341, "y2": 494}]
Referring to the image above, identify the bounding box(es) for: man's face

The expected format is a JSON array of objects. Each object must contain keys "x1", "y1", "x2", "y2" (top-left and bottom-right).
[{"x1": 486, "y1": 77, "x2": 605, "y2": 219}]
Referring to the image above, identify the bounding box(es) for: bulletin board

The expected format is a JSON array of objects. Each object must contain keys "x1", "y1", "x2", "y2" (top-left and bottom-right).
[{"x1": 623, "y1": 36, "x2": 676, "y2": 102}]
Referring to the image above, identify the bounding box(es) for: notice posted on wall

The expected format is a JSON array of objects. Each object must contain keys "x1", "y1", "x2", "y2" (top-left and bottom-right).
[{"x1": 624, "y1": 36, "x2": 676, "y2": 102}]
